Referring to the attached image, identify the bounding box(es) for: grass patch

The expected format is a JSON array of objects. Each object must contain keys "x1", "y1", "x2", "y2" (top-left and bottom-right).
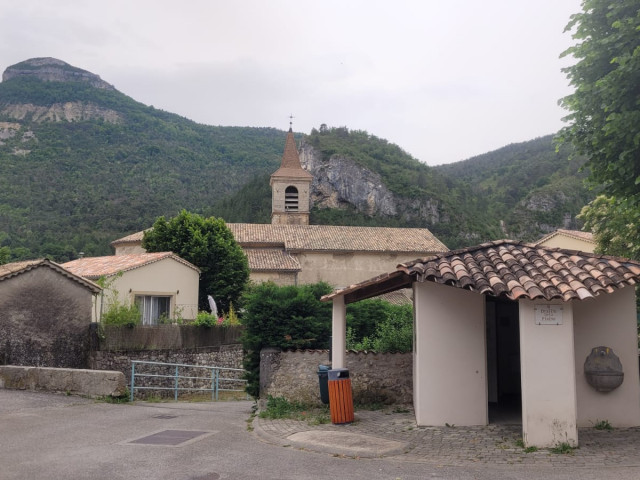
[
  {"x1": 259, "y1": 396, "x2": 307, "y2": 419},
  {"x1": 179, "y1": 391, "x2": 248, "y2": 402},
  {"x1": 130, "y1": 389, "x2": 248, "y2": 403},
  {"x1": 258, "y1": 395, "x2": 330, "y2": 425},
  {"x1": 354, "y1": 402, "x2": 385, "y2": 411},
  {"x1": 593, "y1": 419, "x2": 613, "y2": 431},
  {"x1": 550, "y1": 442, "x2": 576, "y2": 455},
  {"x1": 96, "y1": 389, "x2": 131, "y2": 404},
  {"x1": 392, "y1": 406, "x2": 411, "y2": 414},
  {"x1": 246, "y1": 402, "x2": 257, "y2": 431}
]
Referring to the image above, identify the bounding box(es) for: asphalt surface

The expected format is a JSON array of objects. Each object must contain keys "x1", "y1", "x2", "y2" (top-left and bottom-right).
[{"x1": 2, "y1": 389, "x2": 640, "y2": 480}]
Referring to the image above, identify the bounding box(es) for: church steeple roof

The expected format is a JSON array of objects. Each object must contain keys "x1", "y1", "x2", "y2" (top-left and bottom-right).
[{"x1": 270, "y1": 128, "x2": 313, "y2": 180}]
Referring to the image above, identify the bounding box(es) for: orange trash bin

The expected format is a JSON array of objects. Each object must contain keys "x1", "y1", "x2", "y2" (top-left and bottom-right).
[{"x1": 328, "y1": 368, "x2": 354, "y2": 424}]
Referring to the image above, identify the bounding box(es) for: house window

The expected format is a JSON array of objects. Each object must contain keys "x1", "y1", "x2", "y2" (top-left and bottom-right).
[
  {"x1": 285, "y1": 186, "x2": 299, "y2": 211},
  {"x1": 135, "y1": 295, "x2": 171, "y2": 325}
]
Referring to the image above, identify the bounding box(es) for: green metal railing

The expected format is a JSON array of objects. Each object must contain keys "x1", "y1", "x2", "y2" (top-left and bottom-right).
[{"x1": 130, "y1": 360, "x2": 247, "y2": 402}]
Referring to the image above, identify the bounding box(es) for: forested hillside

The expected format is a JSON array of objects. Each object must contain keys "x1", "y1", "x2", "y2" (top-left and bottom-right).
[
  {"x1": 435, "y1": 136, "x2": 593, "y2": 241},
  {"x1": 0, "y1": 58, "x2": 594, "y2": 262},
  {"x1": 0, "y1": 60, "x2": 292, "y2": 260},
  {"x1": 215, "y1": 128, "x2": 593, "y2": 248}
]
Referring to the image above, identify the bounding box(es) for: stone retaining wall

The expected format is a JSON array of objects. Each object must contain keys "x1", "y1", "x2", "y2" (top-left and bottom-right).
[
  {"x1": 260, "y1": 348, "x2": 413, "y2": 405},
  {"x1": 90, "y1": 344, "x2": 244, "y2": 395},
  {"x1": 0, "y1": 365, "x2": 126, "y2": 398}
]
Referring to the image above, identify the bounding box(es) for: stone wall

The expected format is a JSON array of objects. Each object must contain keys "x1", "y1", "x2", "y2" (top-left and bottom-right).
[
  {"x1": 0, "y1": 266, "x2": 94, "y2": 368},
  {"x1": 90, "y1": 344, "x2": 244, "y2": 397},
  {"x1": 260, "y1": 348, "x2": 413, "y2": 405}
]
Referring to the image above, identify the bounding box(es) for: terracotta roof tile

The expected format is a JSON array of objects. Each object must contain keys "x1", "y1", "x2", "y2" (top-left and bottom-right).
[
  {"x1": 0, "y1": 258, "x2": 101, "y2": 293},
  {"x1": 373, "y1": 289, "x2": 413, "y2": 306},
  {"x1": 61, "y1": 252, "x2": 200, "y2": 279},
  {"x1": 395, "y1": 241, "x2": 640, "y2": 302},
  {"x1": 111, "y1": 230, "x2": 145, "y2": 245},
  {"x1": 229, "y1": 223, "x2": 447, "y2": 253},
  {"x1": 112, "y1": 221, "x2": 447, "y2": 255},
  {"x1": 270, "y1": 130, "x2": 313, "y2": 180},
  {"x1": 244, "y1": 249, "x2": 301, "y2": 272},
  {"x1": 324, "y1": 237, "x2": 640, "y2": 304},
  {"x1": 0, "y1": 259, "x2": 45, "y2": 277}
]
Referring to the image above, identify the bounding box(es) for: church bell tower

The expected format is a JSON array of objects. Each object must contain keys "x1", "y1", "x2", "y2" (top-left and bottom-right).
[{"x1": 270, "y1": 124, "x2": 312, "y2": 225}]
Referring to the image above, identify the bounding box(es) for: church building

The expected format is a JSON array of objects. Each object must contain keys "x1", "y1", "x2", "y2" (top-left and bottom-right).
[{"x1": 111, "y1": 127, "x2": 448, "y2": 289}]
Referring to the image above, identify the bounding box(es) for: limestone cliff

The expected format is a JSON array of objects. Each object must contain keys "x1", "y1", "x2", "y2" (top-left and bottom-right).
[
  {"x1": 299, "y1": 141, "x2": 445, "y2": 225},
  {"x1": 0, "y1": 58, "x2": 122, "y2": 123},
  {"x1": 1, "y1": 102, "x2": 121, "y2": 123},
  {"x1": 2, "y1": 57, "x2": 114, "y2": 90}
]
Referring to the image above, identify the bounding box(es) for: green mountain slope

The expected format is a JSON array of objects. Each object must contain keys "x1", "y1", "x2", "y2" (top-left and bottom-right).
[
  {"x1": 0, "y1": 58, "x2": 594, "y2": 261},
  {"x1": 0, "y1": 62, "x2": 292, "y2": 259},
  {"x1": 215, "y1": 129, "x2": 593, "y2": 248},
  {"x1": 435, "y1": 136, "x2": 593, "y2": 241}
]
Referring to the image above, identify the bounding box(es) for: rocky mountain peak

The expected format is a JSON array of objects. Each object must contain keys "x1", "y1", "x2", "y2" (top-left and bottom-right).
[{"x1": 2, "y1": 57, "x2": 114, "y2": 90}]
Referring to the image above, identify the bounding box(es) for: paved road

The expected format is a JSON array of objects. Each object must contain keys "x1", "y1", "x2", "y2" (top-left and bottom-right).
[{"x1": 1, "y1": 389, "x2": 639, "y2": 480}]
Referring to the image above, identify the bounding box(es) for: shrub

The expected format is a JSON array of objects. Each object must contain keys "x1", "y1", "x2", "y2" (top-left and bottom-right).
[
  {"x1": 241, "y1": 282, "x2": 333, "y2": 397},
  {"x1": 102, "y1": 303, "x2": 141, "y2": 328},
  {"x1": 347, "y1": 298, "x2": 401, "y2": 340},
  {"x1": 193, "y1": 311, "x2": 218, "y2": 327},
  {"x1": 347, "y1": 303, "x2": 413, "y2": 352},
  {"x1": 193, "y1": 303, "x2": 241, "y2": 327}
]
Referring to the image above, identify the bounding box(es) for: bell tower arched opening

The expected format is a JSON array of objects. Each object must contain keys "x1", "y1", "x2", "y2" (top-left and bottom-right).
[{"x1": 285, "y1": 186, "x2": 299, "y2": 211}]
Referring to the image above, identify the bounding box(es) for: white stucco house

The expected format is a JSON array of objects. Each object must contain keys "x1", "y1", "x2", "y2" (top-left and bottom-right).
[
  {"x1": 62, "y1": 252, "x2": 200, "y2": 324},
  {"x1": 323, "y1": 240, "x2": 640, "y2": 448}
]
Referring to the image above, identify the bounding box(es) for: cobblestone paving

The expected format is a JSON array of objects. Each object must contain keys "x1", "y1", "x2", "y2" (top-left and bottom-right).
[{"x1": 255, "y1": 407, "x2": 640, "y2": 467}]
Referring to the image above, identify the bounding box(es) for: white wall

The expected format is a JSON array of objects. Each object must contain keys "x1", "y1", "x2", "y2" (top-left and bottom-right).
[
  {"x1": 413, "y1": 281, "x2": 487, "y2": 426},
  {"x1": 113, "y1": 244, "x2": 146, "y2": 255},
  {"x1": 519, "y1": 300, "x2": 578, "y2": 447},
  {"x1": 249, "y1": 271, "x2": 297, "y2": 286},
  {"x1": 573, "y1": 286, "x2": 640, "y2": 427},
  {"x1": 297, "y1": 251, "x2": 420, "y2": 288},
  {"x1": 99, "y1": 258, "x2": 199, "y2": 320}
]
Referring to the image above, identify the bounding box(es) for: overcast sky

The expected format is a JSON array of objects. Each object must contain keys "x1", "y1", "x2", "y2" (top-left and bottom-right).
[{"x1": 1, "y1": 0, "x2": 582, "y2": 165}]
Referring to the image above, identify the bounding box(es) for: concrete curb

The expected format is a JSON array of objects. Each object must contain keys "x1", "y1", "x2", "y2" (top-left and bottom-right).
[
  {"x1": 0, "y1": 365, "x2": 127, "y2": 398},
  {"x1": 251, "y1": 413, "x2": 409, "y2": 458}
]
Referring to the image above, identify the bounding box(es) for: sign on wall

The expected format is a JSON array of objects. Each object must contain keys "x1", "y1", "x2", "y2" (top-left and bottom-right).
[{"x1": 534, "y1": 304, "x2": 564, "y2": 325}]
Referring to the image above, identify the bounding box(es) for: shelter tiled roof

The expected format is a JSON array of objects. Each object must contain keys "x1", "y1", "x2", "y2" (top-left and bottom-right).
[
  {"x1": 536, "y1": 229, "x2": 595, "y2": 245},
  {"x1": 0, "y1": 259, "x2": 101, "y2": 293},
  {"x1": 62, "y1": 252, "x2": 200, "y2": 279},
  {"x1": 323, "y1": 240, "x2": 640, "y2": 304},
  {"x1": 270, "y1": 129, "x2": 313, "y2": 180},
  {"x1": 245, "y1": 249, "x2": 301, "y2": 272}
]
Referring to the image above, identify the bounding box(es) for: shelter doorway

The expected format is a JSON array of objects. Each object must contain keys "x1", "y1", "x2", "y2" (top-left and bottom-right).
[{"x1": 486, "y1": 297, "x2": 521, "y2": 424}]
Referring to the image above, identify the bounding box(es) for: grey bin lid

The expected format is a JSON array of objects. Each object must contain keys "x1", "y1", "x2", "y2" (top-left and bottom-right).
[{"x1": 328, "y1": 368, "x2": 349, "y2": 380}]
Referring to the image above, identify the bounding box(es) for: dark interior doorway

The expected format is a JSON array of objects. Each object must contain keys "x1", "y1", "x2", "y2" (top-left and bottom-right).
[{"x1": 486, "y1": 297, "x2": 522, "y2": 424}]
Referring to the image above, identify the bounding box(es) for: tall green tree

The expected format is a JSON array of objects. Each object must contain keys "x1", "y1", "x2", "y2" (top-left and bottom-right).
[
  {"x1": 559, "y1": 0, "x2": 640, "y2": 258},
  {"x1": 0, "y1": 246, "x2": 10, "y2": 265},
  {"x1": 579, "y1": 195, "x2": 640, "y2": 259},
  {"x1": 142, "y1": 210, "x2": 249, "y2": 313},
  {"x1": 241, "y1": 282, "x2": 333, "y2": 397}
]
